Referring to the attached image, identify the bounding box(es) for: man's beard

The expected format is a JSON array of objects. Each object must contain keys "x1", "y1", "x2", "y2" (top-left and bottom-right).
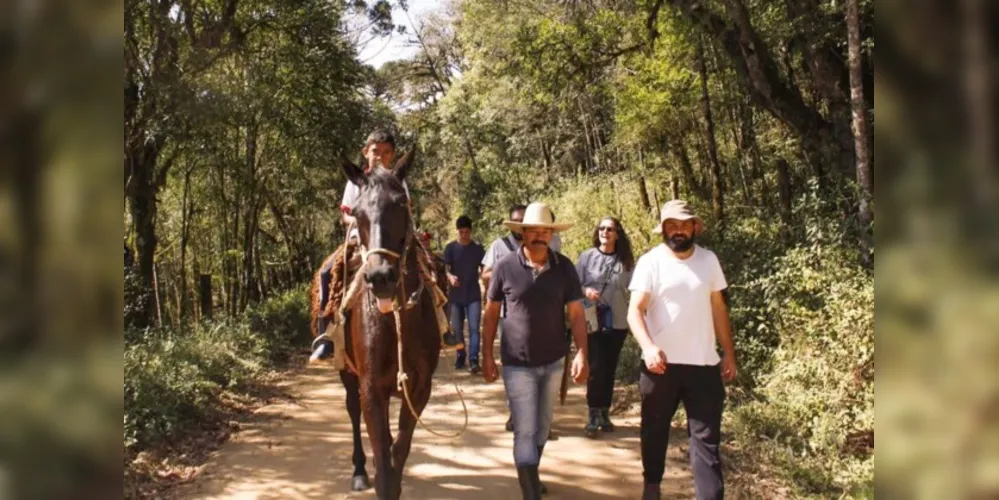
[{"x1": 666, "y1": 233, "x2": 695, "y2": 252}]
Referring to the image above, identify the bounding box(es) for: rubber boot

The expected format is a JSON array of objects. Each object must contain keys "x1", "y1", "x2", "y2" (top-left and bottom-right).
[
  {"x1": 516, "y1": 466, "x2": 541, "y2": 500},
  {"x1": 642, "y1": 482, "x2": 661, "y2": 500}
]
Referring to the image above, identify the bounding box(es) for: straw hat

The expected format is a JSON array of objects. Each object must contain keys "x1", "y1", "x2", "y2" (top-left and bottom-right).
[
  {"x1": 503, "y1": 202, "x2": 573, "y2": 233},
  {"x1": 652, "y1": 200, "x2": 705, "y2": 234}
]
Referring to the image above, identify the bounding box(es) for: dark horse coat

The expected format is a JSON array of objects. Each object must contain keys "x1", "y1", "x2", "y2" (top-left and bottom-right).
[{"x1": 309, "y1": 152, "x2": 446, "y2": 499}]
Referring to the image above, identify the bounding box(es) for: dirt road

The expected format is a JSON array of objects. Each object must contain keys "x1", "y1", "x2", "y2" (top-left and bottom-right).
[{"x1": 172, "y1": 354, "x2": 697, "y2": 499}]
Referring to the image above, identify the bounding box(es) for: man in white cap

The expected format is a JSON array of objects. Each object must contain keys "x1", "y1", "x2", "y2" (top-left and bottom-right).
[
  {"x1": 627, "y1": 200, "x2": 736, "y2": 500},
  {"x1": 481, "y1": 202, "x2": 589, "y2": 499}
]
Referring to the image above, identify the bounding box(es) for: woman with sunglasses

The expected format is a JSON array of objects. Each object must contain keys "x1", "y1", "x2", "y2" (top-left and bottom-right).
[{"x1": 576, "y1": 216, "x2": 635, "y2": 438}]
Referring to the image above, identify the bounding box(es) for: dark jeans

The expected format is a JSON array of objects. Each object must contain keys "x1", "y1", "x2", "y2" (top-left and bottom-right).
[
  {"x1": 450, "y1": 300, "x2": 482, "y2": 362},
  {"x1": 586, "y1": 329, "x2": 627, "y2": 408},
  {"x1": 639, "y1": 364, "x2": 725, "y2": 500}
]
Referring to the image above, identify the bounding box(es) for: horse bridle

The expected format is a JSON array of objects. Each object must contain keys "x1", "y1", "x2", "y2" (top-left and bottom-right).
[{"x1": 357, "y1": 217, "x2": 424, "y2": 311}]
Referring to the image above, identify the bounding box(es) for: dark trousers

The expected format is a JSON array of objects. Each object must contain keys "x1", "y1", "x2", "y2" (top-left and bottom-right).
[
  {"x1": 639, "y1": 364, "x2": 725, "y2": 500},
  {"x1": 585, "y1": 329, "x2": 627, "y2": 408}
]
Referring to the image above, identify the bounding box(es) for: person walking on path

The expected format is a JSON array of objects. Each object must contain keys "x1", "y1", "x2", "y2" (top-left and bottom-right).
[
  {"x1": 481, "y1": 204, "x2": 526, "y2": 432},
  {"x1": 576, "y1": 216, "x2": 635, "y2": 438},
  {"x1": 627, "y1": 200, "x2": 737, "y2": 500},
  {"x1": 444, "y1": 215, "x2": 487, "y2": 373},
  {"x1": 481, "y1": 202, "x2": 589, "y2": 500}
]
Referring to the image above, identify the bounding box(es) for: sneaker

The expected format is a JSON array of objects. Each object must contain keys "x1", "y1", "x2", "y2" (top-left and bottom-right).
[
  {"x1": 455, "y1": 350, "x2": 466, "y2": 370},
  {"x1": 584, "y1": 407, "x2": 600, "y2": 438},
  {"x1": 309, "y1": 338, "x2": 334, "y2": 364},
  {"x1": 598, "y1": 408, "x2": 616, "y2": 433},
  {"x1": 468, "y1": 362, "x2": 481, "y2": 375}
]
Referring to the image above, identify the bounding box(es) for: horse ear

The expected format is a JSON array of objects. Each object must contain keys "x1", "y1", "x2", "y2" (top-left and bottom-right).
[
  {"x1": 341, "y1": 157, "x2": 365, "y2": 186},
  {"x1": 393, "y1": 149, "x2": 414, "y2": 181}
]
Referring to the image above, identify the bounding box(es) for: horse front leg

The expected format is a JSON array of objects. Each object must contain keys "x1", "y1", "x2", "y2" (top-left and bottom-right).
[
  {"x1": 363, "y1": 384, "x2": 398, "y2": 500},
  {"x1": 339, "y1": 369, "x2": 370, "y2": 491},
  {"x1": 391, "y1": 375, "x2": 432, "y2": 490}
]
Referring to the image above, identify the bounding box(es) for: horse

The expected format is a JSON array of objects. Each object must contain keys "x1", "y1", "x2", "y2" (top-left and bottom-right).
[
  {"x1": 308, "y1": 233, "x2": 450, "y2": 494},
  {"x1": 309, "y1": 152, "x2": 445, "y2": 499}
]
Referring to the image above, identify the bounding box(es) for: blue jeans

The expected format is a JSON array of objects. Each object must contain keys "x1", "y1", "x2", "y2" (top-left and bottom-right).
[
  {"x1": 450, "y1": 300, "x2": 481, "y2": 362},
  {"x1": 502, "y1": 359, "x2": 564, "y2": 467}
]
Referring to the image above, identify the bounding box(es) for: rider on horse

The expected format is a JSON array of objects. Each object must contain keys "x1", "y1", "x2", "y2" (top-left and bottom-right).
[{"x1": 312, "y1": 129, "x2": 458, "y2": 367}]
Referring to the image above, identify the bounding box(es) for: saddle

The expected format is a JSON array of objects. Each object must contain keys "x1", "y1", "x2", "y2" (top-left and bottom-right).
[{"x1": 315, "y1": 239, "x2": 450, "y2": 371}]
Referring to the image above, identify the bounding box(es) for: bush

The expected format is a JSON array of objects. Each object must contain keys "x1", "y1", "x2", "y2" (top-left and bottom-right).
[
  {"x1": 124, "y1": 321, "x2": 267, "y2": 452},
  {"x1": 244, "y1": 286, "x2": 312, "y2": 363},
  {"x1": 125, "y1": 288, "x2": 313, "y2": 454},
  {"x1": 726, "y1": 190, "x2": 874, "y2": 496}
]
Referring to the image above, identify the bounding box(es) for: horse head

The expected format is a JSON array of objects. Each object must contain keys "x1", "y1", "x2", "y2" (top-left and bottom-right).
[{"x1": 341, "y1": 151, "x2": 414, "y2": 314}]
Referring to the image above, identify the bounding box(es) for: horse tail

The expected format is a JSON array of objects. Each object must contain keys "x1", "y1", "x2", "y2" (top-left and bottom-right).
[{"x1": 309, "y1": 269, "x2": 322, "y2": 339}]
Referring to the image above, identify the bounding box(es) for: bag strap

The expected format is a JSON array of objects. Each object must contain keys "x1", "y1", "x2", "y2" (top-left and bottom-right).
[
  {"x1": 596, "y1": 254, "x2": 619, "y2": 298},
  {"x1": 501, "y1": 235, "x2": 515, "y2": 252}
]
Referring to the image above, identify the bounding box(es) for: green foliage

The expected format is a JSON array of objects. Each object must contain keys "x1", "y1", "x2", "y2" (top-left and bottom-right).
[
  {"x1": 615, "y1": 335, "x2": 642, "y2": 383},
  {"x1": 125, "y1": 288, "x2": 311, "y2": 454},
  {"x1": 124, "y1": 264, "x2": 148, "y2": 334},
  {"x1": 124, "y1": 320, "x2": 264, "y2": 452},
  {"x1": 724, "y1": 192, "x2": 874, "y2": 495},
  {"x1": 243, "y1": 286, "x2": 313, "y2": 363}
]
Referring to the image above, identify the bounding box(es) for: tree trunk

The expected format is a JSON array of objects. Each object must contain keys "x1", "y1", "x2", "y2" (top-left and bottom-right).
[
  {"x1": 696, "y1": 38, "x2": 725, "y2": 225},
  {"x1": 2, "y1": 105, "x2": 43, "y2": 350},
  {"x1": 742, "y1": 101, "x2": 770, "y2": 206},
  {"x1": 126, "y1": 141, "x2": 162, "y2": 328},
  {"x1": 675, "y1": 141, "x2": 700, "y2": 199},
  {"x1": 777, "y1": 159, "x2": 793, "y2": 230},
  {"x1": 962, "y1": 0, "x2": 997, "y2": 222},
  {"x1": 240, "y1": 124, "x2": 259, "y2": 311},
  {"x1": 664, "y1": 0, "x2": 851, "y2": 187},
  {"x1": 199, "y1": 274, "x2": 213, "y2": 320},
  {"x1": 179, "y1": 168, "x2": 193, "y2": 319},
  {"x1": 578, "y1": 99, "x2": 595, "y2": 172},
  {"x1": 847, "y1": 0, "x2": 873, "y2": 261},
  {"x1": 638, "y1": 175, "x2": 653, "y2": 214}
]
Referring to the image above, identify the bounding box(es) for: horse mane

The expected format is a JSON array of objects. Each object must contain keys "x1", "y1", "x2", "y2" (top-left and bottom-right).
[{"x1": 364, "y1": 167, "x2": 407, "y2": 200}]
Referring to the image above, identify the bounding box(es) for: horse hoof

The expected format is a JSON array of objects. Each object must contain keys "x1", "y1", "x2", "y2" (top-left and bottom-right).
[{"x1": 350, "y1": 474, "x2": 371, "y2": 491}]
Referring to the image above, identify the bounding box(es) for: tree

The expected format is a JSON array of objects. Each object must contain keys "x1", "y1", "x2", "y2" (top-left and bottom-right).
[{"x1": 847, "y1": 0, "x2": 872, "y2": 259}]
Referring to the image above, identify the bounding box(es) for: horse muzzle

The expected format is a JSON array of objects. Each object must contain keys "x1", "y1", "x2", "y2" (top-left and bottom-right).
[{"x1": 364, "y1": 266, "x2": 398, "y2": 314}]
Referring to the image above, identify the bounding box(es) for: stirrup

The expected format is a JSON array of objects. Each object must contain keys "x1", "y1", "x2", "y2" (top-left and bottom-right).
[{"x1": 310, "y1": 320, "x2": 346, "y2": 370}]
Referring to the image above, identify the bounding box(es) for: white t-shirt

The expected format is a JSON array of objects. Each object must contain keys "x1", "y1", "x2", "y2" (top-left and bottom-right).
[
  {"x1": 340, "y1": 178, "x2": 411, "y2": 214},
  {"x1": 628, "y1": 244, "x2": 727, "y2": 366}
]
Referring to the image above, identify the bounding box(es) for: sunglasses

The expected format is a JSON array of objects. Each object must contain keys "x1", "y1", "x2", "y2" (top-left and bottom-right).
[{"x1": 598, "y1": 226, "x2": 616, "y2": 232}]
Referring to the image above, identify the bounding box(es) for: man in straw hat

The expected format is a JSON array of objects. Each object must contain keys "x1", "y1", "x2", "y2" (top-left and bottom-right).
[
  {"x1": 626, "y1": 200, "x2": 736, "y2": 500},
  {"x1": 481, "y1": 202, "x2": 589, "y2": 499}
]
